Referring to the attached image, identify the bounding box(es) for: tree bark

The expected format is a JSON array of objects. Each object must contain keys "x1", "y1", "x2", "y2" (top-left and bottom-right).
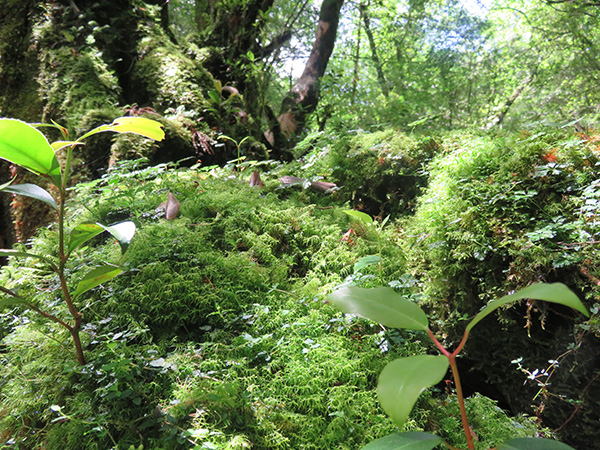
[
  {"x1": 360, "y1": 3, "x2": 390, "y2": 98},
  {"x1": 0, "y1": 0, "x2": 43, "y2": 120},
  {"x1": 277, "y1": 0, "x2": 344, "y2": 144},
  {"x1": 485, "y1": 71, "x2": 535, "y2": 129},
  {"x1": 352, "y1": 6, "x2": 362, "y2": 103}
]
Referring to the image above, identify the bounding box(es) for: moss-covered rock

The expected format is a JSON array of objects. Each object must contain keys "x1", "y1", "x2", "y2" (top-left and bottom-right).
[{"x1": 401, "y1": 127, "x2": 600, "y2": 447}]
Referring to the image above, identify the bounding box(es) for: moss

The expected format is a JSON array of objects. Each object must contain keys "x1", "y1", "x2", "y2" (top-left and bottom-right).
[
  {"x1": 426, "y1": 393, "x2": 545, "y2": 449},
  {"x1": 288, "y1": 129, "x2": 440, "y2": 218},
  {"x1": 36, "y1": 44, "x2": 122, "y2": 135},
  {"x1": 131, "y1": 21, "x2": 214, "y2": 115},
  {"x1": 0, "y1": 0, "x2": 43, "y2": 120},
  {"x1": 4, "y1": 131, "x2": 589, "y2": 448}
]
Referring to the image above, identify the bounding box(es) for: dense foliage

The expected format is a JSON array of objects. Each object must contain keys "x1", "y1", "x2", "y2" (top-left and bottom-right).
[
  {"x1": 1, "y1": 0, "x2": 600, "y2": 448},
  {"x1": 1, "y1": 125, "x2": 599, "y2": 448}
]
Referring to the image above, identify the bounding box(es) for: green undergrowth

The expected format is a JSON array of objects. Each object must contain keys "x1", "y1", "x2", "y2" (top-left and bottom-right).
[
  {"x1": 1, "y1": 128, "x2": 582, "y2": 448},
  {"x1": 278, "y1": 128, "x2": 441, "y2": 218},
  {"x1": 400, "y1": 126, "x2": 600, "y2": 447},
  {"x1": 403, "y1": 128, "x2": 600, "y2": 315},
  {"x1": 0, "y1": 158, "x2": 420, "y2": 448}
]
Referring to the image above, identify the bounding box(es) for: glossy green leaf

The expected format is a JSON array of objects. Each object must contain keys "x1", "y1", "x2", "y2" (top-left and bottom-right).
[
  {"x1": 362, "y1": 432, "x2": 443, "y2": 450},
  {"x1": 0, "y1": 119, "x2": 62, "y2": 186},
  {"x1": 0, "y1": 183, "x2": 58, "y2": 210},
  {"x1": 78, "y1": 117, "x2": 165, "y2": 141},
  {"x1": 50, "y1": 141, "x2": 83, "y2": 152},
  {"x1": 104, "y1": 221, "x2": 136, "y2": 254},
  {"x1": 377, "y1": 355, "x2": 449, "y2": 427},
  {"x1": 72, "y1": 265, "x2": 123, "y2": 299},
  {"x1": 68, "y1": 223, "x2": 105, "y2": 254},
  {"x1": 33, "y1": 121, "x2": 69, "y2": 139},
  {"x1": 68, "y1": 221, "x2": 136, "y2": 255},
  {"x1": 328, "y1": 286, "x2": 428, "y2": 331},
  {"x1": 344, "y1": 209, "x2": 374, "y2": 224},
  {"x1": 498, "y1": 438, "x2": 575, "y2": 449},
  {"x1": 467, "y1": 283, "x2": 589, "y2": 334},
  {"x1": 354, "y1": 255, "x2": 380, "y2": 272}
]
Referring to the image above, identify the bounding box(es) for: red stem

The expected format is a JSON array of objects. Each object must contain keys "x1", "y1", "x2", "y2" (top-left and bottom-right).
[
  {"x1": 427, "y1": 328, "x2": 474, "y2": 449},
  {"x1": 449, "y1": 355, "x2": 475, "y2": 450}
]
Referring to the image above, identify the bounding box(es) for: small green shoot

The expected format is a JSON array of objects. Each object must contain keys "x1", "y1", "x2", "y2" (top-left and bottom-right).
[
  {"x1": 343, "y1": 210, "x2": 390, "y2": 282},
  {"x1": 0, "y1": 117, "x2": 164, "y2": 364},
  {"x1": 328, "y1": 282, "x2": 588, "y2": 449}
]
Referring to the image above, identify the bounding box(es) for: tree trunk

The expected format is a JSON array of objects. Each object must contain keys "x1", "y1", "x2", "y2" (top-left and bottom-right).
[
  {"x1": 0, "y1": 0, "x2": 43, "y2": 120},
  {"x1": 485, "y1": 71, "x2": 535, "y2": 129},
  {"x1": 352, "y1": 6, "x2": 362, "y2": 103},
  {"x1": 277, "y1": 0, "x2": 344, "y2": 144},
  {"x1": 360, "y1": 3, "x2": 390, "y2": 98}
]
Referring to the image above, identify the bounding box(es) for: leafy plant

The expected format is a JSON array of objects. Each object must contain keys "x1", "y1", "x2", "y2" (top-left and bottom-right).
[
  {"x1": 218, "y1": 134, "x2": 251, "y2": 173},
  {"x1": 0, "y1": 117, "x2": 164, "y2": 364},
  {"x1": 344, "y1": 209, "x2": 390, "y2": 282},
  {"x1": 328, "y1": 283, "x2": 588, "y2": 449}
]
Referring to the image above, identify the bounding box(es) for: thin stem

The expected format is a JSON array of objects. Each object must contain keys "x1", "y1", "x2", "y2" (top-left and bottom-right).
[
  {"x1": 426, "y1": 328, "x2": 451, "y2": 357},
  {"x1": 426, "y1": 328, "x2": 474, "y2": 449},
  {"x1": 451, "y1": 329, "x2": 470, "y2": 358},
  {"x1": 449, "y1": 356, "x2": 475, "y2": 450},
  {"x1": 0, "y1": 285, "x2": 19, "y2": 297},
  {"x1": 377, "y1": 242, "x2": 383, "y2": 283},
  {"x1": 56, "y1": 146, "x2": 85, "y2": 365},
  {"x1": 28, "y1": 302, "x2": 72, "y2": 331}
]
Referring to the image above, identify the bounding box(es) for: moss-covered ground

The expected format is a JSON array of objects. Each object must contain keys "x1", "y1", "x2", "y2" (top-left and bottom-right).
[{"x1": 2, "y1": 125, "x2": 600, "y2": 449}]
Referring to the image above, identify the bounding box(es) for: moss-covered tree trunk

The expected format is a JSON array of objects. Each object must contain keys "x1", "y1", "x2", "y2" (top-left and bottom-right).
[{"x1": 0, "y1": 0, "x2": 274, "y2": 241}]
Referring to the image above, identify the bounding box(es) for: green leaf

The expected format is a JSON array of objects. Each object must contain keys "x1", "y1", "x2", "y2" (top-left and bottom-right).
[
  {"x1": 498, "y1": 438, "x2": 575, "y2": 449},
  {"x1": 344, "y1": 209, "x2": 374, "y2": 224},
  {"x1": 328, "y1": 286, "x2": 428, "y2": 331},
  {"x1": 68, "y1": 221, "x2": 136, "y2": 255},
  {"x1": 354, "y1": 255, "x2": 380, "y2": 272},
  {"x1": 72, "y1": 265, "x2": 123, "y2": 299},
  {"x1": 208, "y1": 90, "x2": 221, "y2": 104},
  {"x1": 0, "y1": 176, "x2": 16, "y2": 190},
  {"x1": 0, "y1": 183, "x2": 58, "y2": 210},
  {"x1": 78, "y1": 117, "x2": 165, "y2": 141},
  {"x1": 362, "y1": 432, "x2": 443, "y2": 450},
  {"x1": 0, "y1": 296, "x2": 30, "y2": 309},
  {"x1": 51, "y1": 141, "x2": 83, "y2": 152},
  {"x1": 68, "y1": 223, "x2": 105, "y2": 254},
  {"x1": 467, "y1": 283, "x2": 589, "y2": 334},
  {"x1": 377, "y1": 355, "x2": 449, "y2": 427},
  {"x1": 0, "y1": 119, "x2": 62, "y2": 186},
  {"x1": 33, "y1": 121, "x2": 69, "y2": 139},
  {"x1": 104, "y1": 221, "x2": 136, "y2": 254}
]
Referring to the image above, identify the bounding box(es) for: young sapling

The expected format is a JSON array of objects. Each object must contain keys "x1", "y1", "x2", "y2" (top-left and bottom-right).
[
  {"x1": 0, "y1": 117, "x2": 164, "y2": 364},
  {"x1": 328, "y1": 282, "x2": 587, "y2": 449}
]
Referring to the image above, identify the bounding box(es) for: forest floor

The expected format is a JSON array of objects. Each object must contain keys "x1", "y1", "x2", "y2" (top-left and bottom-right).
[{"x1": 1, "y1": 126, "x2": 599, "y2": 449}]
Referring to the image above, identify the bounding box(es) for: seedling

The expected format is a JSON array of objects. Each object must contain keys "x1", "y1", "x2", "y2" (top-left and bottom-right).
[
  {"x1": 0, "y1": 117, "x2": 164, "y2": 364},
  {"x1": 343, "y1": 209, "x2": 389, "y2": 283},
  {"x1": 219, "y1": 134, "x2": 251, "y2": 174},
  {"x1": 328, "y1": 283, "x2": 588, "y2": 449}
]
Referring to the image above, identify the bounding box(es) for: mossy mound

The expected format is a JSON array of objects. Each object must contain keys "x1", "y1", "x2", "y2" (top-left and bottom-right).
[
  {"x1": 0, "y1": 152, "x2": 548, "y2": 449},
  {"x1": 401, "y1": 127, "x2": 600, "y2": 446},
  {"x1": 0, "y1": 160, "x2": 414, "y2": 448},
  {"x1": 286, "y1": 129, "x2": 440, "y2": 218}
]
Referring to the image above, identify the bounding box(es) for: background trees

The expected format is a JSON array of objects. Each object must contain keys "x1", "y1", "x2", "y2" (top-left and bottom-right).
[{"x1": 1, "y1": 0, "x2": 598, "y2": 154}]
